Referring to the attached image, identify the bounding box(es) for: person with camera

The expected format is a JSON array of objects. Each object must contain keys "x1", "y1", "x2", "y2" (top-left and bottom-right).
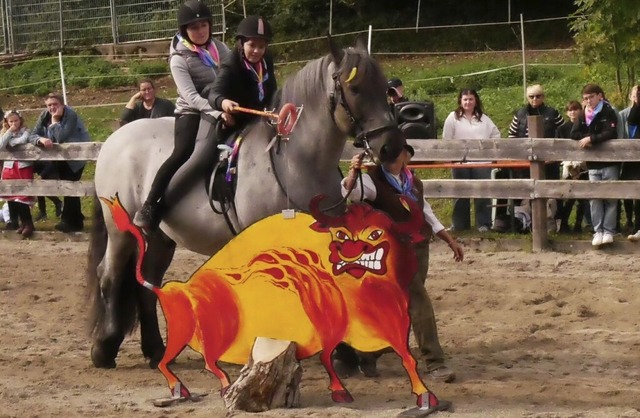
[{"x1": 387, "y1": 77, "x2": 408, "y2": 114}]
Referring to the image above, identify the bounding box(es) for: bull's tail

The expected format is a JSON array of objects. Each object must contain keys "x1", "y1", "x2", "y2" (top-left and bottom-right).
[{"x1": 99, "y1": 194, "x2": 158, "y2": 293}]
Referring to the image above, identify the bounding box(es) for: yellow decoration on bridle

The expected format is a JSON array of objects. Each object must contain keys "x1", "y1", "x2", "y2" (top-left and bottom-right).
[{"x1": 345, "y1": 67, "x2": 357, "y2": 83}]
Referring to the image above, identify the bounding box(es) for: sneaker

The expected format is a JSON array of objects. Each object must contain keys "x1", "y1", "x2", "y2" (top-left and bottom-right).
[
  {"x1": 133, "y1": 203, "x2": 154, "y2": 228},
  {"x1": 591, "y1": 232, "x2": 603, "y2": 246},
  {"x1": 477, "y1": 225, "x2": 490, "y2": 233},
  {"x1": 628, "y1": 230, "x2": 640, "y2": 242},
  {"x1": 601, "y1": 232, "x2": 614, "y2": 245},
  {"x1": 426, "y1": 364, "x2": 456, "y2": 383}
]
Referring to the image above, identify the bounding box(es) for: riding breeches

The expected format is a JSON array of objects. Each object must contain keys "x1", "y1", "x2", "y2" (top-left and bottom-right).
[{"x1": 145, "y1": 113, "x2": 200, "y2": 205}]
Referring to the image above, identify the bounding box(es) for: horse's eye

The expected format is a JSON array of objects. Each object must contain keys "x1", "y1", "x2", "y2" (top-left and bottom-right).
[{"x1": 349, "y1": 86, "x2": 359, "y2": 95}]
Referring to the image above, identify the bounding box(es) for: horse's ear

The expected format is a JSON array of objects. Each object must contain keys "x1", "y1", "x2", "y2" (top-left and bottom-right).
[
  {"x1": 327, "y1": 34, "x2": 344, "y2": 64},
  {"x1": 354, "y1": 34, "x2": 369, "y2": 55}
]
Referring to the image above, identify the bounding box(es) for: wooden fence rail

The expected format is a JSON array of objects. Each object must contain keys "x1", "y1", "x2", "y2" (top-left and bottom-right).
[{"x1": 1, "y1": 117, "x2": 639, "y2": 250}]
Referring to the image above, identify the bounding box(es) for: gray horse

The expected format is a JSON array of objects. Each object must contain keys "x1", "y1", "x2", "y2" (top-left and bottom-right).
[{"x1": 87, "y1": 38, "x2": 400, "y2": 369}]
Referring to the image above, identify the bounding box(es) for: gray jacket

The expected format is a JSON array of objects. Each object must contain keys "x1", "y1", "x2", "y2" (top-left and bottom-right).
[
  {"x1": 0, "y1": 127, "x2": 37, "y2": 169},
  {"x1": 31, "y1": 106, "x2": 91, "y2": 173},
  {"x1": 169, "y1": 35, "x2": 230, "y2": 117}
]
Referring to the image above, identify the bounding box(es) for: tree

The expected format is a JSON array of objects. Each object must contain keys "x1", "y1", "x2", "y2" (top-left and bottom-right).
[{"x1": 570, "y1": 0, "x2": 640, "y2": 103}]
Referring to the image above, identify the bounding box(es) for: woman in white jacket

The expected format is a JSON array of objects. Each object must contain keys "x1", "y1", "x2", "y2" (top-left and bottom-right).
[{"x1": 442, "y1": 89, "x2": 501, "y2": 232}]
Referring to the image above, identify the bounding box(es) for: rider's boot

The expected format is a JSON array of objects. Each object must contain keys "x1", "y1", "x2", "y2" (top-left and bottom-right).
[{"x1": 133, "y1": 201, "x2": 156, "y2": 229}]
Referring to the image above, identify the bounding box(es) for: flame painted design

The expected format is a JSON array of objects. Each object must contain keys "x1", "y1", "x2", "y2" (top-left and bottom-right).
[{"x1": 100, "y1": 194, "x2": 438, "y2": 408}]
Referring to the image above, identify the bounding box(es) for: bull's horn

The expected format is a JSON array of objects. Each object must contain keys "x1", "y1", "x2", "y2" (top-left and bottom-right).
[{"x1": 309, "y1": 195, "x2": 343, "y2": 227}]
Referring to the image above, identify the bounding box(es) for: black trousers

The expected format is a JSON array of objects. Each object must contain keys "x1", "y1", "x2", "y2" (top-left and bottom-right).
[
  {"x1": 56, "y1": 162, "x2": 85, "y2": 227},
  {"x1": 145, "y1": 113, "x2": 200, "y2": 205}
]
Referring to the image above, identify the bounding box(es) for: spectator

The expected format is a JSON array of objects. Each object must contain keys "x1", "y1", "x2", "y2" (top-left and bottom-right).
[
  {"x1": 442, "y1": 88, "x2": 501, "y2": 232},
  {"x1": 132, "y1": 0, "x2": 231, "y2": 228},
  {"x1": 497, "y1": 84, "x2": 564, "y2": 228},
  {"x1": 570, "y1": 84, "x2": 619, "y2": 246},
  {"x1": 334, "y1": 138, "x2": 463, "y2": 383},
  {"x1": 625, "y1": 88, "x2": 640, "y2": 241},
  {"x1": 387, "y1": 77, "x2": 408, "y2": 113},
  {"x1": 556, "y1": 100, "x2": 590, "y2": 234},
  {"x1": 119, "y1": 78, "x2": 175, "y2": 127},
  {"x1": 619, "y1": 85, "x2": 640, "y2": 235},
  {"x1": 31, "y1": 93, "x2": 91, "y2": 233},
  {"x1": 0, "y1": 110, "x2": 37, "y2": 237}
]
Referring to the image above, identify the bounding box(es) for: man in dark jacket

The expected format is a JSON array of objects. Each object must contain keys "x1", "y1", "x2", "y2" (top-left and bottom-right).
[
  {"x1": 570, "y1": 83, "x2": 619, "y2": 247},
  {"x1": 387, "y1": 77, "x2": 408, "y2": 115},
  {"x1": 119, "y1": 78, "x2": 175, "y2": 127}
]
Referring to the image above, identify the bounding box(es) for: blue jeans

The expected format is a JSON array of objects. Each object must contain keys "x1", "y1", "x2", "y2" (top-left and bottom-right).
[
  {"x1": 451, "y1": 166, "x2": 492, "y2": 230},
  {"x1": 588, "y1": 165, "x2": 620, "y2": 234}
]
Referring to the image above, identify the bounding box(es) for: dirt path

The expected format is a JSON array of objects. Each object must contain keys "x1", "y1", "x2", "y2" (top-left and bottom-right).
[{"x1": 1, "y1": 238, "x2": 639, "y2": 417}]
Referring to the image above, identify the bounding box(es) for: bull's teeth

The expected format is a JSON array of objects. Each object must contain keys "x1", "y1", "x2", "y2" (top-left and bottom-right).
[{"x1": 375, "y1": 248, "x2": 383, "y2": 261}]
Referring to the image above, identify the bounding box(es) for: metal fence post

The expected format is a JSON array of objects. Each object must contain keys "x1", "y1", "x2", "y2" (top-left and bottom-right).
[
  {"x1": 109, "y1": 0, "x2": 118, "y2": 44},
  {"x1": 58, "y1": 0, "x2": 63, "y2": 49}
]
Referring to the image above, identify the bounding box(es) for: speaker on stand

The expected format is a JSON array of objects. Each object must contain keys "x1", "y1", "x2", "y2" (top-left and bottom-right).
[{"x1": 393, "y1": 101, "x2": 436, "y2": 140}]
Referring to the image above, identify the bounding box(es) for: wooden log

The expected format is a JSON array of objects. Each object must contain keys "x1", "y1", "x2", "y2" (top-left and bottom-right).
[{"x1": 222, "y1": 337, "x2": 302, "y2": 412}]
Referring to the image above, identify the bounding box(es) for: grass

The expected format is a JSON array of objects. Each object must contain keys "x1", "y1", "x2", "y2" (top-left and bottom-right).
[{"x1": 3, "y1": 49, "x2": 629, "y2": 237}]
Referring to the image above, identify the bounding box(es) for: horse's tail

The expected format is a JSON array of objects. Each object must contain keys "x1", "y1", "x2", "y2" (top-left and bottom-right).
[
  {"x1": 98, "y1": 194, "x2": 159, "y2": 293},
  {"x1": 86, "y1": 194, "x2": 145, "y2": 340}
]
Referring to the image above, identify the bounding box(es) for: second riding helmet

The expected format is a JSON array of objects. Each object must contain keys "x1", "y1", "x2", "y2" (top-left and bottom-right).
[
  {"x1": 178, "y1": 0, "x2": 213, "y2": 39},
  {"x1": 235, "y1": 15, "x2": 273, "y2": 42}
]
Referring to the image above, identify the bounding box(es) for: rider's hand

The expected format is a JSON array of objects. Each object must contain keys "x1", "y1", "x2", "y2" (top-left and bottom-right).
[
  {"x1": 449, "y1": 240, "x2": 464, "y2": 262},
  {"x1": 221, "y1": 112, "x2": 235, "y2": 127},
  {"x1": 221, "y1": 99, "x2": 239, "y2": 113}
]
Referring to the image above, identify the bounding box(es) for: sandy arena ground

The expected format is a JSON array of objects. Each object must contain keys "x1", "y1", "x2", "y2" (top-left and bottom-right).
[{"x1": 1, "y1": 237, "x2": 639, "y2": 418}]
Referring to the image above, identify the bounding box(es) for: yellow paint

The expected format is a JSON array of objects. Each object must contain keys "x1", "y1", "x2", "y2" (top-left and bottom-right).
[{"x1": 346, "y1": 67, "x2": 357, "y2": 83}]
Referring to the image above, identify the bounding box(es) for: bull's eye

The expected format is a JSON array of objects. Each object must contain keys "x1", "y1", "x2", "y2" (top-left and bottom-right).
[
  {"x1": 368, "y1": 230, "x2": 382, "y2": 240},
  {"x1": 336, "y1": 230, "x2": 350, "y2": 240}
]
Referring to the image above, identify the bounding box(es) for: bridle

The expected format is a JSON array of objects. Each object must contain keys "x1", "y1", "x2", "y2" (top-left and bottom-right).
[{"x1": 328, "y1": 66, "x2": 399, "y2": 154}]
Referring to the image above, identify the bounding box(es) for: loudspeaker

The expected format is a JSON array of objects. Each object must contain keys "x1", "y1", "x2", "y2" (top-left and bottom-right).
[{"x1": 394, "y1": 101, "x2": 436, "y2": 139}]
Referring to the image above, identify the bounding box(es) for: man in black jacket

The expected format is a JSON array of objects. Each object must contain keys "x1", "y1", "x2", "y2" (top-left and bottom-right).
[
  {"x1": 119, "y1": 78, "x2": 175, "y2": 127},
  {"x1": 570, "y1": 83, "x2": 619, "y2": 247}
]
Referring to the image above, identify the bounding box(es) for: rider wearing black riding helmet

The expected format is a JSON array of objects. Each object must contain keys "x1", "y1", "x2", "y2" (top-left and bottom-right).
[
  {"x1": 134, "y1": 0, "x2": 230, "y2": 228},
  {"x1": 208, "y1": 15, "x2": 278, "y2": 134}
]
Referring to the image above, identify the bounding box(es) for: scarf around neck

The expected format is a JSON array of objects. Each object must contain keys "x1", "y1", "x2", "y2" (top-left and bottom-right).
[
  {"x1": 585, "y1": 100, "x2": 603, "y2": 126},
  {"x1": 178, "y1": 33, "x2": 220, "y2": 68},
  {"x1": 243, "y1": 57, "x2": 269, "y2": 102},
  {"x1": 381, "y1": 165, "x2": 417, "y2": 201}
]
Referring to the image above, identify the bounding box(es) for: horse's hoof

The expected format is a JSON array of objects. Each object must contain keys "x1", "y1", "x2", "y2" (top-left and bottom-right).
[
  {"x1": 91, "y1": 345, "x2": 117, "y2": 369},
  {"x1": 331, "y1": 389, "x2": 354, "y2": 403}
]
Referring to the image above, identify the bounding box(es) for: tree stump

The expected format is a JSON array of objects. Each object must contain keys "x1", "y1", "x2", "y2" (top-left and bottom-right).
[{"x1": 222, "y1": 337, "x2": 302, "y2": 412}]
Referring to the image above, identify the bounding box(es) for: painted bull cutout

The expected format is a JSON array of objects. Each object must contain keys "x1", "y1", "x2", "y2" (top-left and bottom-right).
[{"x1": 101, "y1": 194, "x2": 445, "y2": 412}]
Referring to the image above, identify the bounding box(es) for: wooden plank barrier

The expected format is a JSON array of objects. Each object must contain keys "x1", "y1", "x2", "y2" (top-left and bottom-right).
[{"x1": 3, "y1": 138, "x2": 640, "y2": 250}]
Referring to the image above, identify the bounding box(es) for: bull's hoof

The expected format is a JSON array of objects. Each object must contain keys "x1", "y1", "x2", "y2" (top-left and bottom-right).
[
  {"x1": 331, "y1": 389, "x2": 354, "y2": 403},
  {"x1": 91, "y1": 345, "x2": 117, "y2": 369}
]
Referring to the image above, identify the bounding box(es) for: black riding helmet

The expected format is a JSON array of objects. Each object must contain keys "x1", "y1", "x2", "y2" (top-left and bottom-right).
[
  {"x1": 235, "y1": 15, "x2": 273, "y2": 42},
  {"x1": 178, "y1": 0, "x2": 213, "y2": 43}
]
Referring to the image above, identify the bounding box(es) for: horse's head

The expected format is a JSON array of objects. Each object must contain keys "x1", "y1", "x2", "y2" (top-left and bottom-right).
[{"x1": 327, "y1": 36, "x2": 401, "y2": 157}]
